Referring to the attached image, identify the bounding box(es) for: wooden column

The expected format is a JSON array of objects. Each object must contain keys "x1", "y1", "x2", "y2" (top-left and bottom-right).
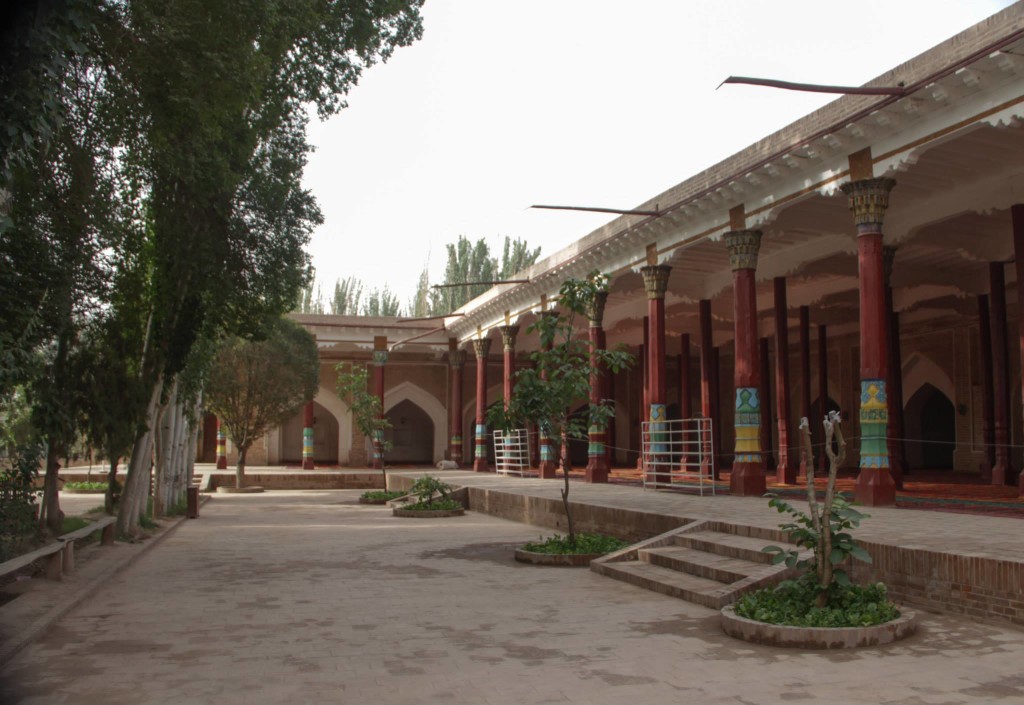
[
  {"x1": 798, "y1": 305, "x2": 812, "y2": 479},
  {"x1": 1013, "y1": 204, "x2": 1024, "y2": 494},
  {"x1": 640, "y1": 266, "x2": 671, "y2": 483},
  {"x1": 215, "y1": 418, "x2": 227, "y2": 469},
  {"x1": 990, "y1": 262, "x2": 1012, "y2": 485},
  {"x1": 499, "y1": 325, "x2": 519, "y2": 409},
  {"x1": 883, "y1": 247, "x2": 906, "y2": 488},
  {"x1": 448, "y1": 342, "x2": 466, "y2": 466},
  {"x1": 978, "y1": 294, "x2": 995, "y2": 479},
  {"x1": 472, "y1": 337, "x2": 492, "y2": 473},
  {"x1": 724, "y1": 228, "x2": 765, "y2": 496},
  {"x1": 585, "y1": 291, "x2": 610, "y2": 482},
  {"x1": 699, "y1": 300, "x2": 714, "y2": 478},
  {"x1": 759, "y1": 337, "x2": 775, "y2": 473},
  {"x1": 679, "y1": 334, "x2": 692, "y2": 473},
  {"x1": 711, "y1": 346, "x2": 722, "y2": 480},
  {"x1": 841, "y1": 175, "x2": 896, "y2": 506},
  {"x1": 772, "y1": 278, "x2": 794, "y2": 483},
  {"x1": 817, "y1": 324, "x2": 828, "y2": 473},
  {"x1": 604, "y1": 337, "x2": 615, "y2": 468},
  {"x1": 301, "y1": 401, "x2": 315, "y2": 469},
  {"x1": 538, "y1": 312, "x2": 558, "y2": 478},
  {"x1": 371, "y1": 337, "x2": 388, "y2": 470}
]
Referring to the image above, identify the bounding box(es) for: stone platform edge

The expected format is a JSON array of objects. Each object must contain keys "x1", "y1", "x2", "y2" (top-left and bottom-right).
[{"x1": 386, "y1": 474, "x2": 1024, "y2": 628}]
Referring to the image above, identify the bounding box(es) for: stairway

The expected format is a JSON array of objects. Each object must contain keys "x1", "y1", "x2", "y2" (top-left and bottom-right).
[{"x1": 591, "y1": 521, "x2": 807, "y2": 609}]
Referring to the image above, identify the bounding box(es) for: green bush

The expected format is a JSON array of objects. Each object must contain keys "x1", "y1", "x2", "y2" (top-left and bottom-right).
[
  {"x1": 400, "y1": 497, "x2": 462, "y2": 511},
  {"x1": 409, "y1": 475, "x2": 452, "y2": 504},
  {"x1": 733, "y1": 573, "x2": 899, "y2": 628},
  {"x1": 64, "y1": 481, "x2": 107, "y2": 491},
  {"x1": 522, "y1": 533, "x2": 628, "y2": 555},
  {"x1": 360, "y1": 490, "x2": 405, "y2": 501}
]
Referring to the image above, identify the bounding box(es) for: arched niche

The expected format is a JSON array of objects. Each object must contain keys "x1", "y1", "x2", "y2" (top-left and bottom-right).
[
  {"x1": 904, "y1": 383, "x2": 956, "y2": 470},
  {"x1": 270, "y1": 385, "x2": 352, "y2": 465},
  {"x1": 384, "y1": 399, "x2": 434, "y2": 463},
  {"x1": 902, "y1": 352, "x2": 955, "y2": 409},
  {"x1": 384, "y1": 381, "x2": 446, "y2": 464}
]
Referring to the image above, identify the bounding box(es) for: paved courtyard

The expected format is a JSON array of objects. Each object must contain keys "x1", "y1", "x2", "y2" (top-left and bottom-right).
[{"x1": 3, "y1": 490, "x2": 1024, "y2": 704}]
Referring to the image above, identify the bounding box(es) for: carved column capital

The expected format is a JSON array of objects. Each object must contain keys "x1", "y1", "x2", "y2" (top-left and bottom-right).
[
  {"x1": 640, "y1": 265, "x2": 671, "y2": 300},
  {"x1": 448, "y1": 349, "x2": 467, "y2": 369},
  {"x1": 472, "y1": 337, "x2": 492, "y2": 359},
  {"x1": 586, "y1": 290, "x2": 609, "y2": 327},
  {"x1": 840, "y1": 177, "x2": 896, "y2": 229},
  {"x1": 372, "y1": 350, "x2": 388, "y2": 366},
  {"x1": 498, "y1": 325, "x2": 519, "y2": 352},
  {"x1": 724, "y1": 230, "x2": 763, "y2": 271}
]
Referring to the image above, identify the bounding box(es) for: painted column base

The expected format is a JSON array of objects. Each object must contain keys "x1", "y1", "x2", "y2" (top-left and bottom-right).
[
  {"x1": 775, "y1": 462, "x2": 797, "y2": 485},
  {"x1": 216, "y1": 458, "x2": 227, "y2": 470},
  {"x1": 730, "y1": 461, "x2": 766, "y2": 496},
  {"x1": 301, "y1": 459, "x2": 315, "y2": 470},
  {"x1": 585, "y1": 457, "x2": 609, "y2": 483},
  {"x1": 538, "y1": 460, "x2": 558, "y2": 479},
  {"x1": 854, "y1": 467, "x2": 896, "y2": 506},
  {"x1": 473, "y1": 458, "x2": 490, "y2": 472},
  {"x1": 991, "y1": 463, "x2": 1010, "y2": 487}
]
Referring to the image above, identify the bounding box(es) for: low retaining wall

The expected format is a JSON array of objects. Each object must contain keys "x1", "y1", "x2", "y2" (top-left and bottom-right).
[{"x1": 204, "y1": 472, "x2": 384, "y2": 491}]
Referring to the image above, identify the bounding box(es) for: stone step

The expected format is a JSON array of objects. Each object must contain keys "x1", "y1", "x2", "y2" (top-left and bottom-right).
[
  {"x1": 639, "y1": 545, "x2": 762, "y2": 583},
  {"x1": 672, "y1": 530, "x2": 784, "y2": 564},
  {"x1": 592, "y1": 560, "x2": 730, "y2": 609}
]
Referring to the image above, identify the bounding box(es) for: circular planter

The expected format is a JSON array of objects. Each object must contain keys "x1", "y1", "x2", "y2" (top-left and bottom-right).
[
  {"x1": 215, "y1": 486, "x2": 265, "y2": 494},
  {"x1": 62, "y1": 488, "x2": 106, "y2": 494},
  {"x1": 358, "y1": 496, "x2": 391, "y2": 505},
  {"x1": 392, "y1": 507, "x2": 464, "y2": 518},
  {"x1": 720, "y1": 604, "x2": 918, "y2": 649},
  {"x1": 514, "y1": 549, "x2": 604, "y2": 567}
]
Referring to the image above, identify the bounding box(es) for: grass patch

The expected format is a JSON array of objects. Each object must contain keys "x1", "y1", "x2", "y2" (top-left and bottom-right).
[
  {"x1": 522, "y1": 533, "x2": 628, "y2": 555},
  {"x1": 733, "y1": 574, "x2": 899, "y2": 628},
  {"x1": 361, "y1": 490, "x2": 405, "y2": 501},
  {"x1": 63, "y1": 481, "x2": 107, "y2": 491},
  {"x1": 400, "y1": 497, "x2": 463, "y2": 511}
]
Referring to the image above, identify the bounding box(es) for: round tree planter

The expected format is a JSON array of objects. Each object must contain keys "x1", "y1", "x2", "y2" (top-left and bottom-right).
[
  {"x1": 513, "y1": 549, "x2": 603, "y2": 567},
  {"x1": 358, "y1": 497, "x2": 391, "y2": 505},
  {"x1": 392, "y1": 507, "x2": 465, "y2": 518},
  {"x1": 720, "y1": 605, "x2": 918, "y2": 649},
  {"x1": 62, "y1": 488, "x2": 106, "y2": 494},
  {"x1": 215, "y1": 486, "x2": 265, "y2": 494}
]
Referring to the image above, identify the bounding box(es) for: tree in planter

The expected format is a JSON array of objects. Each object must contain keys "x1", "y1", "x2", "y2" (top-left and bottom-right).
[
  {"x1": 205, "y1": 318, "x2": 318, "y2": 488},
  {"x1": 763, "y1": 411, "x2": 875, "y2": 607},
  {"x1": 335, "y1": 363, "x2": 392, "y2": 485},
  {"x1": 488, "y1": 272, "x2": 633, "y2": 548}
]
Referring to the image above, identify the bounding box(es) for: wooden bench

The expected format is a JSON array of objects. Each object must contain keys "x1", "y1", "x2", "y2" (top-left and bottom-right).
[{"x1": 0, "y1": 516, "x2": 116, "y2": 582}]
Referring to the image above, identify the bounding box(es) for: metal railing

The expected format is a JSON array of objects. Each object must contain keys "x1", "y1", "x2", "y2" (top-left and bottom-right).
[
  {"x1": 641, "y1": 417, "x2": 715, "y2": 495},
  {"x1": 493, "y1": 428, "x2": 532, "y2": 476}
]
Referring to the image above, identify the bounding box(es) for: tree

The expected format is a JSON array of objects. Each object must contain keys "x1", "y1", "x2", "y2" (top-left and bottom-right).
[
  {"x1": 336, "y1": 363, "x2": 391, "y2": 485},
  {"x1": 430, "y1": 236, "x2": 542, "y2": 315},
  {"x1": 489, "y1": 272, "x2": 632, "y2": 548},
  {"x1": 330, "y1": 276, "x2": 364, "y2": 315},
  {"x1": 205, "y1": 318, "x2": 319, "y2": 488},
  {"x1": 498, "y1": 237, "x2": 542, "y2": 280},
  {"x1": 362, "y1": 286, "x2": 402, "y2": 317}
]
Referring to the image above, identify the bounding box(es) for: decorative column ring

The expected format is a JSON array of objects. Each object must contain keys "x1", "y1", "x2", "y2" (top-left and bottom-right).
[
  {"x1": 725, "y1": 229, "x2": 765, "y2": 496},
  {"x1": 448, "y1": 349, "x2": 466, "y2": 466},
  {"x1": 841, "y1": 176, "x2": 897, "y2": 506},
  {"x1": 472, "y1": 337, "x2": 492, "y2": 472}
]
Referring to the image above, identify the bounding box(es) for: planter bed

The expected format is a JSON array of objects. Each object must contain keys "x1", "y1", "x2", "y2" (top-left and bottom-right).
[
  {"x1": 215, "y1": 486, "x2": 265, "y2": 494},
  {"x1": 392, "y1": 507, "x2": 464, "y2": 518},
  {"x1": 514, "y1": 549, "x2": 602, "y2": 566},
  {"x1": 720, "y1": 604, "x2": 917, "y2": 649}
]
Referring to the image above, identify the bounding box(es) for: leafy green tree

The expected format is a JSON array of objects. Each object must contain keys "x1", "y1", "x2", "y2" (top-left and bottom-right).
[
  {"x1": 430, "y1": 236, "x2": 542, "y2": 315},
  {"x1": 498, "y1": 237, "x2": 542, "y2": 280},
  {"x1": 298, "y1": 281, "x2": 326, "y2": 314},
  {"x1": 331, "y1": 276, "x2": 365, "y2": 315},
  {"x1": 362, "y1": 286, "x2": 402, "y2": 317},
  {"x1": 489, "y1": 272, "x2": 632, "y2": 547},
  {"x1": 408, "y1": 267, "x2": 431, "y2": 318},
  {"x1": 205, "y1": 318, "x2": 319, "y2": 489},
  {"x1": 336, "y1": 363, "x2": 391, "y2": 485}
]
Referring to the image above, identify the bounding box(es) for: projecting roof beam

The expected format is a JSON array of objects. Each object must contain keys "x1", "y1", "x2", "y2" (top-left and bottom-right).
[{"x1": 719, "y1": 76, "x2": 906, "y2": 96}]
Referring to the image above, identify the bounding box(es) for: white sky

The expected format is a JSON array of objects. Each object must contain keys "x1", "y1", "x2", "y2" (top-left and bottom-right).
[{"x1": 303, "y1": 0, "x2": 1015, "y2": 311}]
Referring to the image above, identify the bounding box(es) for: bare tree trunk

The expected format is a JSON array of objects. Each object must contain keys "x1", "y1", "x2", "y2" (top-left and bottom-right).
[
  {"x1": 153, "y1": 378, "x2": 179, "y2": 518},
  {"x1": 105, "y1": 457, "x2": 119, "y2": 515},
  {"x1": 559, "y1": 431, "x2": 575, "y2": 548},
  {"x1": 39, "y1": 440, "x2": 64, "y2": 535},
  {"x1": 118, "y1": 379, "x2": 162, "y2": 536},
  {"x1": 235, "y1": 446, "x2": 248, "y2": 489}
]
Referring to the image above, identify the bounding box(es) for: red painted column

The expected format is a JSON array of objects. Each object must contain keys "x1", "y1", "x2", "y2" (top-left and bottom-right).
[
  {"x1": 773, "y1": 278, "x2": 795, "y2": 483},
  {"x1": 586, "y1": 290, "x2": 610, "y2": 482},
  {"x1": 498, "y1": 325, "x2": 519, "y2": 473},
  {"x1": 759, "y1": 337, "x2": 775, "y2": 474},
  {"x1": 601, "y1": 328, "x2": 614, "y2": 468},
  {"x1": 711, "y1": 346, "x2": 722, "y2": 480},
  {"x1": 472, "y1": 337, "x2": 492, "y2": 472},
  {"x1": 817, "y1": 324, "x2": 828, "y2": 474},
  {"x1": 640, "y1": 266, "x2": 671, "y2": 483},
  {"x1": 1013, "y1": 204, "x2": 1024, "y2": 494},
  {"x1": 990, "y1": 262, "x2": 1012, "y2": 485},
  {"x1": 841, "y1": 178, "x2": 896, "y2": 506},
  {"x1": 538, "y1": 312, "x2": 558, "y2": 478},
  {"x1": 679, "y1": 334, "x2": 692, "y2": 474},
  {"x1": 699, "y1": 300, "x2": 714, "y2": 478},
  {"x1": 215, "y1": 417, "x2": 228, "y2": 469},
  {"x1": 448, "y1": 343, "x2": 466, "y2": 466},
  {"x1": 371, "y1": 346, "x2": 387, "y2": 470},
  {"x1": 798, "y1": 305, "x2": 812, "y2": 480},
  {"x1": 884, "y1": 247, "x2": 906, "y2": 488},
  {"x1": 978, "y1": 295, "x2": 995, "y2": 479},
  {"x1": 301, "y1": 401, "x2": 315, "y2": 469},
  {"x1": 724, "y1": 229, "x2": 765, "y2": 496}
]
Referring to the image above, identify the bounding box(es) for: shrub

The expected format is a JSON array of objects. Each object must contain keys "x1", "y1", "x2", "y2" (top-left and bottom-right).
[
  {"x1": 409, "y1": 475, "x2": 452, "y2": 504},
  {"x1": 734, "y1": 574, "x2": 899, "y2": 628},
  {"x1": 64, "y1": 481, "x2": 107, "y2": 491},
  {"x1": 522, "y1": 533, "x2": 627, "y2": 555},
  {"x1": 400, "y1": 497, "x2": 462, "y2": 511},
  {"x1": 360, "y1": 490, "x2": 405, "y2": 501}
]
